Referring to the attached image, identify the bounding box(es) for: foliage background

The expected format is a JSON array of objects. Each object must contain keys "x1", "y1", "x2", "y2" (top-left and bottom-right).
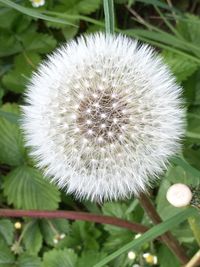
[{"x1": 0, "y1": 0, "x2": 200, "y2": 266}]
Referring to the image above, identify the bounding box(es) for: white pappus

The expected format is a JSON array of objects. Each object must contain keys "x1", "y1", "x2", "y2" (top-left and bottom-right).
[{"x1": 22, "y1": 33, "x2": 185, "y2": 201}]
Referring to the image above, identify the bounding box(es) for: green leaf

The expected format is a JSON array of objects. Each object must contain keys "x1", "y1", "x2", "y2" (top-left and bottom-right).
[
  {"x1": 162, "y1": 50, "x2": 199, "y2": 82},
  {"x1": 0, "y1": 219, "x2": 14, "y2": 245},
  {"x1": 17, "y1": 254, "x2": 41, "y2": 267},
  {"x1": 58, "y1": 221, "x2": 101, "y2": 251},
  {"x1": 0, "y1": 30, "x2": 22, "y2": 57},
  {"x1": 2, "y1": 52, "x2": 41, "y2": 93},
  {"x1": 0, "y1": 241, "x2": 15, "y2": 267},
  {"x1": 166, "y1": 165, "x2": 199, "y2": 187},
  {"x1": 23, "y1": 221, "x2": 43, "y2": 254},
  {"x1": 102, "y1": 202, "x2": 128, "y2": 219},
  {"x1": 60, "y1": 0, "x2": 101, "y2": 15},
  {"x1": 158, "y1": 245, "x2": 179, "y2": 267},
  {"x1": 3, "y1": 165, "x2": 61, "y2": 210},
  {"x1": 0, "y1": 104, "x2": 25, "y2": 166},
  {"x1": 21, "y1": 32, "x2": 57, "y2": 54},
  {"x1": 77, "y1": 251, "x2": 108, "y2": 267},
  {"x1": 172, "y1": 157, "x2": 200, "y2": 179},
  {"x1": 177, "y1": 14, "x2": 200, "y2": 48},
  {"x1": 94, "y1": 208, "x2": 197, "y2": 267},
  {"x1": 0, "y1": 110, "x2": 19, "y2": 124},
  {"x1": 40, "y1": 219, "x2": 70, "y2": 247},
  {"x1": 0, "y1": 7, "x2": 20, "y2": 29},
  {"x1": 42, "y1": 249, "x2": 77, "y2": 267}
]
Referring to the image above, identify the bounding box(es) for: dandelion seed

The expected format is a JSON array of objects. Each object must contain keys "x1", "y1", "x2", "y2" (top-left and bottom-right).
[{"x1": 22, "y1": 33, "x2": 185, "y2": 201}]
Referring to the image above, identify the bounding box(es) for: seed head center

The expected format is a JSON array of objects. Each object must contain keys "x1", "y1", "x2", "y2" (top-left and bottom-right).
[{"x1": 76, "y1": 91, "x2": 129, "y2": 143}]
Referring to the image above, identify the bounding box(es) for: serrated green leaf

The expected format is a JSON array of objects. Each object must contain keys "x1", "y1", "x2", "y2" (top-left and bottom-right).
[
  {"x1": 0, "y1": 219, "x2": 14, "y2": 245},
  {"x1": 60, "y1": 0, "x2": 101, "y2": 15},
  {"x1": 43, "y1": 249, "x2": 77, "y2": 267},
  {"x1": 162, "y1": 50, "x2": 199, "y2": 82},
  {"x1": 77, "y1": 251, "x2": 108, "y2": 267},
  {"x1": 21, "y1": 32, "x2": 57, "y2": 54},
  {"x1": 0, "y1": 242, "x2": 15, "y2": 267},
  {"x1": 3, "y1": 165, "x2": 61, "y2": 210},
  {"x1": 101, "y1": 202, "x2": 134, "y2": 251},
  {"x1": 17, "y1": 254, "x2": 41, "y2": 267},
  {"x1": 0, "y1": 104, "x2": 25, "y2": 166},
  {"x1": 102, "y1": 202, "x2": 128, "y2": 219},
  {"x1": 58, "y1": 221, "x2": 101, "y2": 251},
  {"x1": 0, "y1": 30, "x2": 22, "y2": 57},
  {"x1": 2, "y1": 52, "x2": 41, "y2": 93},
  {"x1": 40, "y1": 218, "x2": 70, "y2": 247},
  {"x1": 23, "y1": 221, "x2": 42, "y2": 254}
]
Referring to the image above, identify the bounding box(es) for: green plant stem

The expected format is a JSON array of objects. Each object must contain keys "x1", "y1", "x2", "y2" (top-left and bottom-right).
[
  {"x1": 138, "y1": 192, "x2": 189, "y2": 264},
  {"x1": 103, "y1": 0, "x2": 115, "y2": 34},
  {"x1": 0, "y1": 208, "x2": 148, "y2": 233}
]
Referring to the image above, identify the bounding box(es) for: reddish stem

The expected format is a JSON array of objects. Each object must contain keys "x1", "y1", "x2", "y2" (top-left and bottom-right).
[
  {"x1": 0, "y1": 208, "x2": 148, "y2": 233},
  {"x1": 139, "y1": 193, "x2": 189, "y2": 265}
]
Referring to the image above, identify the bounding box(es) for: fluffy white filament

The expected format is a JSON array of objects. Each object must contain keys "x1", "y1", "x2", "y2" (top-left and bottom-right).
[{"x1": 22, "y1": 33, "x2": 185, "y2": 201}]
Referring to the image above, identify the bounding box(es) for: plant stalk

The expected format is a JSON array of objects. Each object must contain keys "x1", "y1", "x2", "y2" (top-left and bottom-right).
[
  {"x1": 103, "y1": 0, "x2": 115, "y2": 34},
  {"x1": 138, "y1": 192, "x2": 189, "y2": 264},
  {"x1": 0, "y1": 208, "x2": 148, "y2": 233}
]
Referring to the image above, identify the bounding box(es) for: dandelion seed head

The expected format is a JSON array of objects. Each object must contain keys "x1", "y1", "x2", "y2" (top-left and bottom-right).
[{"x1": 22, "y1": 33, "x2": 185, "y2": 201}]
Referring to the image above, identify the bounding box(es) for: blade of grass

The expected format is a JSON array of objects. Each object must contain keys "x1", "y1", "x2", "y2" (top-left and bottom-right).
[
  {"x1": 136, "y1": 0, "x2": 181, "y2": 13},
  {"x1": 103, "y1": 0, "x2": 115, "y2": 34},
  {"x1": 0, "y1": 0, "x2": 77, "y2": 27},
  {"x1": 126, "y1": 29, "x2": 200, "y2": 56},
  {"x1": 94, "y1": 207, "x2": 197, "y2": 267},
  {"x1": 154, "y1": 5, "x2": 183, "y2": 39},
  {"x1": 123, "y1": 29, "x2": 200, "y2": 64},
  {"x1": 43, "y1": 10, "x2": 105, "y2": 27}
]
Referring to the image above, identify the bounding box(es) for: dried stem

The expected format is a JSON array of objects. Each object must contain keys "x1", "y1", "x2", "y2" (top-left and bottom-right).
[
  {"x1": 184, "y1": 250, "x2": 200, "y2": 267},
  {"x1": 138, "y1": 192, "x2": 189, "y2": 265},
  {"x1": 0, "y1": 208, "x2": 148, "y2": 233}
]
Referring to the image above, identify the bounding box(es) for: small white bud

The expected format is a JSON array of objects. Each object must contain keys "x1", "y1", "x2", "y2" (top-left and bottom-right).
[
  {"x1": 60, "y1": 233, "x2": 66, "y2": 239},
  {"x1": 53, "y1": 239, "x2": 58, "y2": 244},
  {"x1": 128, "y1": 251, "x2": 136, "y2": 260},
  {"x1": 166, "y1": 183, "x2": 192, "y2": 207}
]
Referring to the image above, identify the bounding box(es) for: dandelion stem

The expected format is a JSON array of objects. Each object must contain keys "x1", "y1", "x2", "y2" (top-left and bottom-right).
[
  {"x1": 138, "y1": 192, "x2": 189, "y2": 264},
  {"x1": 103, "y1": 0, "x2": 115, "y2": 34},
  {"x1": 0, "y1": 208, "x2": 148, "y2": 233}
]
